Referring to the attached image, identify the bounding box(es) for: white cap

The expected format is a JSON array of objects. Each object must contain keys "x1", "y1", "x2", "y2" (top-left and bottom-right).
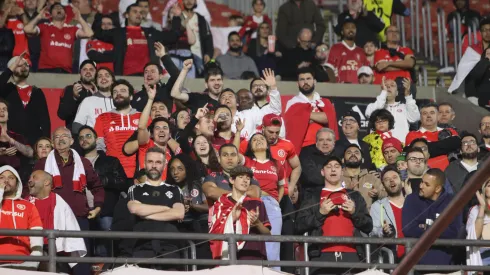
[{"x1": 357, "y1": 66, "x2": 374, "y2": 77}]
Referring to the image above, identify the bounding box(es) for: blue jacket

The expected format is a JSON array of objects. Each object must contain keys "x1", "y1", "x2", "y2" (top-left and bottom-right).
[{"x1": 402, "y1": 190, "x2": 462, "y2": 265}]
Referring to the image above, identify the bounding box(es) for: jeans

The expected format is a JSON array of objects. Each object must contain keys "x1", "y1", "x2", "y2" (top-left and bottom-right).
[
  {"x1": 261, "y1": 196, "x2": 282, "y2": 271},
  {"x1": 74, "y1": 217, "x2": 92, "y2": 275},
  {"x1": 169, "y1": 49, "x2": 196, "y2": 78},
  {"x1": 95, "y1": 216, "x2": 113, "y2": 257}
]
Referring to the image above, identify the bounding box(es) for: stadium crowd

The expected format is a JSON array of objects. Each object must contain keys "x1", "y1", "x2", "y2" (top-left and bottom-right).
[{"x1": 0, "y1": 0, "x2": 489, "y2": 274}]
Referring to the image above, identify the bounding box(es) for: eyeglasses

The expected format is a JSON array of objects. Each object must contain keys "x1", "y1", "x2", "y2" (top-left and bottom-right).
[
  {"x1": 375, "y1": 119, "x2": 388, "y2": 124},
  {"x1": 343, "y1": 118, "x2": 357, "y2": 124},
  {"x1": 407, "y1": 157, "x2": 425, "y2": 163},
  {"x1": 414, "y1": 146, "x2": 428, "y2": 151},
  {"x1": 462, "y1": 140, "x2": 477, "y2": 147},
  {"x1": 251, "y1": 84, "x2": 267, "y2": 89},
  {"x1": 53, "y1": 134, "x2": 71, "y2": 140},
  {"x1": 481, "y1": 122, "x2": 490, "y2": 127},
  {"x1": 78, "y1": 133, "x2": 93, "y2": 141}
]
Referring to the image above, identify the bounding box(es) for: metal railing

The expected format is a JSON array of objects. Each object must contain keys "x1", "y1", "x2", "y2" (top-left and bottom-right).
[{"x1": 3, "y1": 229, "x2": 490, "y2": 273}]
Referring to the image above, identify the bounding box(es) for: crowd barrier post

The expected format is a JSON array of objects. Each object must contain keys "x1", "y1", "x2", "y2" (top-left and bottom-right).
[
  {"x1": 328, "y1": 20, "x2": 334, "y2": 47},
  {"x1": 415, "y1": 0, "x2": 421, "y2": 53},
  {"x1": 400, "y1": 15, "x2": 407, "y2": 47},
  {"x1": 426, "y1": 1, "x2": 434, "y2": 61},
  {"x1": 304, "y1": 232, "x2": 309, "y2": 275},
  {"x1": 441, "y1": 9, "x2": 449, "y2": 68},
  {"x1": 452, "y1": 16, "x2": 459, "y2": 68},
  {"x1": 437, "y1": 9, "x2": 443, "y2": 66},
  {"x1": 228, "y1": 235, "x2": 238, "y2": 265},
  {"x1": 365, "y1": 244, "x2": 371, "y2": 263},
  {"x1": 48, "y1": 231, "x2": 56, "y2": 273},
  {"x1": 410, "y1": 0, "x2": 416, "y2": 49},
  {"x1": 188, "y1": 240, "x2": 197, "y2": 271},
  {"x1": 422, "y1": 4, "x2": 428, "y2": 58}
]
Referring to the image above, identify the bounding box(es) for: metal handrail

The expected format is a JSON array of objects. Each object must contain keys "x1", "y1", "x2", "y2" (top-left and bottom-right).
[
  {"x1": 4, "y1": 229, "x2": 490, "y2": 272},
  {"x1": 426, "y1": 1, "x2": 434, "y2": 61},
  {"x1": 422, "y1": 4, "x2": 428, "y2": 58},
  {"x1": 437, "y1": 9, "x2": 444, "y2": 66},
  {"x1": 415, "y1": 0, "x2": 421, "y2": 53}
]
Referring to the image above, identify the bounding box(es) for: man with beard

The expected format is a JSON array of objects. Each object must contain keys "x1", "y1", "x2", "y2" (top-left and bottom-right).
[
  {"x1": 94, "y1": 79, "x2": 146, "y2": 179},
  {"x1": 113, "y1": 147, "x2": 185, "y2": 265},
  {"x1": 0, "y1": 52, "x2": 50, "y2": 145},
  {"x1": 131, "y1": 42, "x2": 180, "y2": 113},
  {"x1": 312, "y1": 43, "x2": 336, "y2": 83},
  {"x1": 284, "y1": 67, "x2": 338, "y2": 154},
  {"x1": 24, "y1": 3, "x2": 93, "y2": 73},
  {"x1": 373, "y1": 25, "x2": 415, "y2": 86},
  {"x1": 72, "y1": 67, "x2": 115, "y2": 134},
  {"x1": 78, "y1": 125, "x2": 128, "y2": 257},
  {"x1": 216, "y1": 31, "x2": 259, "y2": 80},
  {"x1": 341, "y1": 144, "x2": 385, "y2": 210},
  {"x1": 93, "y1": 3, "x2": 181, "y2": 76},
  {"x1": 406, "y1": 103, "x2": 460, "y2": 171},
  {"x1": 403, "y1": 147, "x2": 427, "y2": 196},
  {"x1": 445, "y1": 133, "x2": 480, "y2": 194},
  {"x1": 57, "y1": 60, "x2": 98, "y2": 131},
  {"x1": 218, "y1": 89, "x2": 240, "y2": 132},
  {"x1": 86, "y1": 15, "x2": 115, "y2": 72},
  {"x1": 478, "y1": 115, "x2": 490, "y2": 159},
  {"x1": 212, "y1": 105, "x2": 243, "y2": 151},
  {"x1": 327, "y1": 18, "x2": 368, "y2": 83},
  {"x1": 171, "y1": 59, "x2": 222, "y2": 114},
  {"x1": 334, "y1": 110, "x2": 374, "y2": 170},
  {"x1": 135, "y1": 85, "x2": 180, "y2": 181},
  {"x1": 238, "y1": 69, "x2": 284, "y2": 139},
  {"x1": 34, "y1": 127, "x2": 104, "y2": 274},
  {"x1": 370, "y1": 166, "x2": 406, "y2": 262}
]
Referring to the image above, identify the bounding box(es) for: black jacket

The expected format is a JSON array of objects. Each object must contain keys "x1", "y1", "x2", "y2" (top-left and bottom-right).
[
  {"x1": 57, "y1": 84, "x2": 94, "y2": 131},
  {"x1": 335, "y1": 10, "x2": 385, "y2": 47},
  {"x1": 93, "y1": 13, "x2": 181, "y2": 75},
  {"x1": 468, "y1": 56, "x2": 490, "y2": 110},
  {"x1": 0, "y1": 69, "x2": 51, "y2": 145},
  {"x1": 298, "y1": 144, "x2": 334, "y2": 193},
  {"x1": 93, "y1": 151, "x2": 130, "y2": 217},
  {"x1": 295, "y1": 188, "x2": 373, "y2": 258},
  {"x1": 131, "y1": 54, "x2": 180, "y2": 112},
  {"x1": 0, "y1": 28, "x2": 14, "y2": 71},
  {"x1": 280, "y1": 46, "x2": 315, "y2": 81},
  {"x1": 334, "y1": 138, "x2": 375, "y2": 171}
]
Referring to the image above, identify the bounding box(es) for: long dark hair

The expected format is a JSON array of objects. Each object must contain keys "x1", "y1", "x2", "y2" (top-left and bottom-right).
[
  {"x1": 244, "y1": 133, "x2": 276, "y2": 163},
  {"x1": 166, "y1": 154, "x2": 201, "y2": 193},
  {"x1": 192, "y1": 135, "x2": 221, "y2": 173}
]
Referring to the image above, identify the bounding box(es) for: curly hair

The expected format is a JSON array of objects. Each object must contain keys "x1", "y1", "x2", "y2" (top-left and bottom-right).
[{"x1": 368, "y1": 109, "x2": 395, "y2": 131}]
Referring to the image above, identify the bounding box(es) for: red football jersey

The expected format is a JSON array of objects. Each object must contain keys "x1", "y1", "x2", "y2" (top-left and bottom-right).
[
  {"x1": 327, "y1": 41, "x2": 368, "y2": 83},
  {"x1": 37, "y1": 22, "x2": 78, "y2": 73},
  {"x1": 86, "y1": 39, "x2": 114, "y2": 72},
  {"x1": 0, "y1": 199, "x2": 43, "y2": 262},
  {"x1": 244, "y1": 157, "x2": 284, "y2": 201},
  {"x1": 124, "y1": 26, "x2": 149, "y2": 75},
  {"x1": 7, "y1": 18, "x2": 30, "y2": 63},
  {"x1": 94, "y1": 111, "x2": 144, "y2": 178},
  {"x1": 373, "y1": 46, "x2": 414, "y2": 84}
]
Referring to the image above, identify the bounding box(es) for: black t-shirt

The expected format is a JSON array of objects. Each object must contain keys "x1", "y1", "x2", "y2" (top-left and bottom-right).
[
  {"x1": 203, "y1": 171, "x2": 260, "y2": 192},
  {"x1": 128, "y1": 182, "x2": 183, "y2": 233},
  {"x1": 407, "y1": 178, "x2": 422, "y2": 196},
  {"x1": 186, "y1": 93, "x2": 218, "y2": 115}
]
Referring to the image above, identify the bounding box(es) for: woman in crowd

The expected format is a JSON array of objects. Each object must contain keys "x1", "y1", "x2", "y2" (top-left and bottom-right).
[
  {"x1": 173, "y1": 109, "x2": 191, "y2": 131},
  {"x1": 243, "y1": 133, "x2": 284, "y2": 269},
  {"x1": 246, "y1": 22, "x2": 279, "y2": 74},
  {"x1": 167, "y1": 154, "x2": 211, "y2": 264},
  {"x1": 363, "y1": 109, "x2": 398, "y2": 169},
  {"x1": 21, "y1": 137, "x2": 53, "y2": 193},
  {"x1": 192, "y1": 135, "x2": 220, "y2": 177},
  {"x1": 467, "y1": 179, "x2": 490, "y2": 267}
]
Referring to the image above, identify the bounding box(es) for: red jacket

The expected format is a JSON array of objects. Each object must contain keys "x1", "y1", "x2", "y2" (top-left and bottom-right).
[
  {"x1": 34, "y1": 150, "x2": 104, "y2": 217},
  {"x1": 238, "y1": 15, "x2": 272, "y2": 47}
]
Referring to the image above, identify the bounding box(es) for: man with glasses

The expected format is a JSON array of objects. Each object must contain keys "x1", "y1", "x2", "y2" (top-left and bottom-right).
[
  {"x1": 373, "y1": 25, "x2": 415, "y2": 87},
  {"x1": 78, "y1": 125, "x2": 128, "y2": 257},
  {"x1": 35, "y1": 127, "x2": 104, "y2": 273},
  {"x1": 478, "y1": 115, "x2": 490, "y2": 159},
  {"x1": 370, "y1": 166, "x2": 406, "y2": 262},
  {"x1": 312, "y1": 43, "x2": 336, "y2": 83},
  {"x1": 280, "y1": 28, "x2": 315, "y2": 81},
  {"x1": 216, "y1": 31, "x2": 259, "y2": 79},
  {"x1": 445, "y1": 133, "x2": 480, "y2": 194},
  {"x1": 0, "y1": 52, "x2": 50, "y2": 145},
  {"x1": 404, "y1": 147, "x2": 428, "y2": 196},
  {"x1": 335, "y1": 110, "x2": 374, "y2": 170}
]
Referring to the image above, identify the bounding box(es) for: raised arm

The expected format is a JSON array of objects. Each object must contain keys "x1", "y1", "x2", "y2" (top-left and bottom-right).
[
  {"x1": 170, "y1": 59, "x2": 192, "y2": 103},
  {"x1": 73, "y1": 7, "x2": 94, "y2": 38},
  {"x1": 24, "y1": 7, "x2": 47, "y2": 35},
  {"x1": 262, "y1": 69, "x2": 281, "y2": 114},
  {"x1": 137, "y1": 85, "x2": 155, "y2": 146}
]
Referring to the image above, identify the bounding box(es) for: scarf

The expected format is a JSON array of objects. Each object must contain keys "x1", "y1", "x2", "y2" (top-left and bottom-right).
[
  {"x1": 375, "y1": 130, "x2": 394, "y2": 140},
  {"x1": 29, "y1": 193, "x2": 57, "y2": 244},
  {"x1": 209, "y1": 194, "x2": 250, "y2": 260},
  {"x1": 44, "y1": 149, "x2": 86, "y2": 192}
]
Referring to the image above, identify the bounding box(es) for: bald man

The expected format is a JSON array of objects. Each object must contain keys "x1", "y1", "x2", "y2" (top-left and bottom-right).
[
  {"x1": 27, "y1": 170, "x2": 86, "y2": 271},
  {"x1": 281, "y1": 28, "x2": 316, "y2": 81},
  {"x1": 401, "y1": 168, "x2": 462, "y2": 265}
]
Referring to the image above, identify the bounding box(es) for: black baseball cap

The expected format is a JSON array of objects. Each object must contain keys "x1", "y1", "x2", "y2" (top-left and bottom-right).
[
  {"x1": 80, "y1": 59, "x2": 97, "y2": 71},
  {"x1": 342, "y1": 111, "x2": 361, "y2": 125}
]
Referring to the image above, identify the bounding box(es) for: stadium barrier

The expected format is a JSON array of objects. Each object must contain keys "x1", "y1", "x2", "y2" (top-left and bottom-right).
[{"x1": 1, "y1": 229, "x2": 490, "y2": 274}]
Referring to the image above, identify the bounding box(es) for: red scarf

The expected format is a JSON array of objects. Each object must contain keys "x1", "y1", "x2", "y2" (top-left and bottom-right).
[
  {"x1": 29, "y1": 193, "x2": 56, "y2": 244},
  {"x1": 375, "y1": 130, "x2": 394, "y2": 140},
  {"x1": 209, "y1": 194, "x2": 250, "y2": 260}
]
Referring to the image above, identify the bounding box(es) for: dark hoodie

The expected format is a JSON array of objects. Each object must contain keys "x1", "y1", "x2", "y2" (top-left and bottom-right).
[
  {"x1": 402, "y1": 190, "x2": 462, "y2": 265},
  {"x1": 447, "y1": 0, "x2": 481, "y2": 35},
  {"x1": 468, "y1": 49, "x2": 490, "y2": 110}
]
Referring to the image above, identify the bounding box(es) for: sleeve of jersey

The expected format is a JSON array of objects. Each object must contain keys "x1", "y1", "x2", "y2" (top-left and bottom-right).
[
  {"x1": 258, "y1": 201, "x2": 271, "y2": 229},
  {"x1": 326, "y1": 45, "x2": 338, "y2": 71},
  {"x1": 403, "y1": 47, "x2": 414, "y2": 56},
  {"x1": 287, "y1": 143, "x2": 297, "y2": 159},
  {"x1": 374, "y1": 50, "x2": 384, "y2": 65},
  {"x1": 239, "y1": 140, "x2": 248, "y2": 154},
  {"x1": 94, "y1": 115, "x2": 105, "y2": 138},
  {"x1": 173, "y1": 186, "x2": 184, "y2": 205}
]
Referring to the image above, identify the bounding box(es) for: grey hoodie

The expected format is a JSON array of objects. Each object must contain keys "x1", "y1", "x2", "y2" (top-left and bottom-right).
[{"x1": 72, "y1": 91, "x2": 115, "y2": 134}]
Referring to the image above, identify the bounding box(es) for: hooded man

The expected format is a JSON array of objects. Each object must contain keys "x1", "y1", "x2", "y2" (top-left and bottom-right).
[
  {"x1": 284, "y1": 67, "x2": 339, "y2": 155},
  {"x1": 0, "y1": 165, "x2": 43, "y2": 270}
]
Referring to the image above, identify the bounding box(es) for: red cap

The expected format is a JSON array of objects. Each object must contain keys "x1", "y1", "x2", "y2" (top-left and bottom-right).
[
  {"x1": 382, "y1": 138, "x2": 403, "y2": 153},
  {"x1": 262, "y1": 113, "x2": 282, "y2": 127}
]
